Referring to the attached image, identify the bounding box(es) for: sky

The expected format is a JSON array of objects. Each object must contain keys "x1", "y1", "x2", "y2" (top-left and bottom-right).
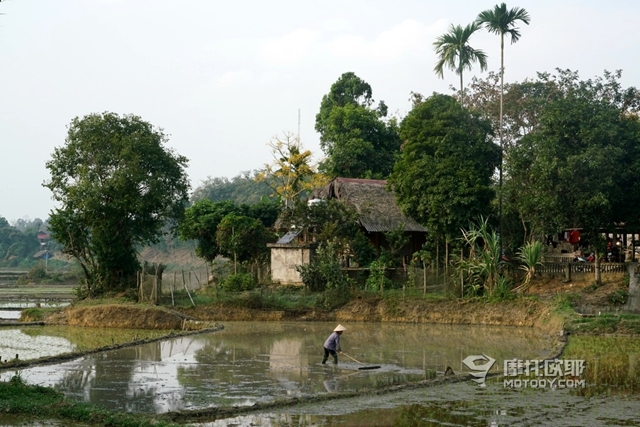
[{"x1": 1, "y1": 0, "x2": 639, "y2": 223}]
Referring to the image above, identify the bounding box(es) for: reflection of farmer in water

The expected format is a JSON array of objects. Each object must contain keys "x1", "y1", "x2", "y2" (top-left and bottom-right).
[
  {"x1": 323, "y1": 378, "x2": 338, "y2": 392},
  {"x1": 322, "y1": 324, "x2": 346, "y2": 365}
]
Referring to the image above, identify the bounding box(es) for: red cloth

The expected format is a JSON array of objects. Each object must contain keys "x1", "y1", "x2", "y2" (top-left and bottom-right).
[{"x1": 568, "y1": 230, "x2": 580, "y2": 244}]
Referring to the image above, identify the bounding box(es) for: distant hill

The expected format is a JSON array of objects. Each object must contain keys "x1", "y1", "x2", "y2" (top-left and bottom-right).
[{"x1": 190, "y1": 172, "x2": 274, "y2": 205}]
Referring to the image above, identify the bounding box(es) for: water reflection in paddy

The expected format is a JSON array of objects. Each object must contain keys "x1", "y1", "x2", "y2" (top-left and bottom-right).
[
  {"x1": 0, "y1": 322, "x2": 552, "y2": 415},
  {"x1": 195, "y1": 335, "x2": 640, "y2": 427},
  {"x1": 0, "y1": 326, "x2": 170, "y2": 362}
]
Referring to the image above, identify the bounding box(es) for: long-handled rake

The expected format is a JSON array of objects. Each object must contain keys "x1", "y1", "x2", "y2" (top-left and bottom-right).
[{"x1": 341, "y1": 352, "x2": 381, "y2": 370}]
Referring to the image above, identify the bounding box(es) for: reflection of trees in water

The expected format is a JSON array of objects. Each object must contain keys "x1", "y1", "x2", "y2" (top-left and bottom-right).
[
  {"x1": 53, "y1": 342, "x2": 171, "y2": 413},
  {"x1": 176, "y1": 335, "x2": 314, "y2": 406},
  {"x1": 21, "y1": 322, "x2": 559, "y2": 415},
  {"x1": 19, "y1": 325, "x2": 167, "y2": 350},
  {"x1": 391, "y1": 403, "x2": 489, "y2": 427}
]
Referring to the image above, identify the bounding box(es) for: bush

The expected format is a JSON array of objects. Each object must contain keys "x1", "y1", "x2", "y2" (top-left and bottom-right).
[
  {"x1": 16, "y1": 264, "x2": 47, "y2": 284},
  {"x1": 365, "y1": 260, "x2": 393, "y2": 292},
  {"x1": 20, "y1": 308, "x2": 44, "y2": 321},
  {"x1": 221, "y1": 273, "x2": 256, "y2": 292},
  {"x1": 609, "y1": 289, "x2": 629, "y2": 305},
  {"x1": 296, "y1": 241, "x2": 348, "y2": 292}
]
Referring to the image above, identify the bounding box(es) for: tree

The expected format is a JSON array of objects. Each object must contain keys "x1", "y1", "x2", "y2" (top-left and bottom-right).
[
  {"x1": 389, "y1": 94, "x2": 500, "y2": 246},
  {"x1": 506, "y1": 73, "x2": 640, "y2": 282},
  {"x1": 179, "y1": 199, "x2": 279, "y2": 265},
  {"x1": 476, "y1": 3, "x2": 530, "y2": 241},
  {"x1": 0, "y1": 217, "x2": 40, "y2": 266},
  {"x1": 433, "y1": 22, "x2": 487, "y2": 106},
  {"x1": 476, "y1": 3, "x2": 531, "y2": 140},
  {"x1": 315, "y1": 72, "x2": 400, "y2": 178},
  {"x1": 43, "y1": 112, "x2": 189, "y2": 294},
  {"x1": 216, "y1": 214, "x2": 273, "y2": 274},
  {"x1": 256, "y1": 132, "x2": 325, "y2": 208},
  {"x1": 179, "y1": 200, "x2": 246, "y2": 264}
]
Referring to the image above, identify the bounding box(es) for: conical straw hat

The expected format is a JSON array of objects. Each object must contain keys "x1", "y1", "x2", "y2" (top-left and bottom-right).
[{"x1": 333, "y1": 324, "x2": 346, "y2": 332}]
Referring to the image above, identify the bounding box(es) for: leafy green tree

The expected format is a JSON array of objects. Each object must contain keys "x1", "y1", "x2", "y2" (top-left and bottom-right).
[
  {"x1": 216, "y1": 214, "x2": 273, "y2": 274},
  {"x1": 507, "y1": 73, "x2": 640, "y2": 282},
  {"x1": 279, "y1": 199, "x2": 375, "y2": 266},
  {"x1": 389, "y1": 94, "x2": 500, "y2": 246},
  {"x1": 43, "y1": 112, "x2": 189, "y2": 294},
  {"x1": 433, "y1": 22, "x2": 487, "y2": 106},
  {"x1": 316, "y1": 71, "x2": 374, "y2": 133},
  {"x1": 179, "y1": 199, "x2": 279, "y2": 266},
  {"x1": 178, "y1": 200, "x2": 246, "y2": 264},
  {"x1": 247, "y1": 198, "x2": 281, "y2": 229},
  {"x1": 315, "y1": 72, "x2": 400, "y2": 178},
  {"x1": 461, "y1": 70, "x2": 640, "y2": 250},
  {"x1": 0, "y1": 217, "x2": 40, "y2": 266}
]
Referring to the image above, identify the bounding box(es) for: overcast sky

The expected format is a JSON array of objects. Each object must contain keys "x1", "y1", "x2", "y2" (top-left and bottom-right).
[{"x1": 1, "y1": 0, "x2": 639, "y2": 223}]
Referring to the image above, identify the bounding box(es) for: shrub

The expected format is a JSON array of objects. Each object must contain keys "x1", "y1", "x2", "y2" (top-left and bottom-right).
[
  {"x1": 16, "y1": 264, "x2": 47, "y2": 284},
  {"x1": 365, "y1": 260, "x2": 393, "y2": 292},
  {"x1": 296, "y1": 241, "x2": 348, "y2": 292},
  {"x1": 609, "y1": 289, "x2": 629, "y2": 305},
  {"x1": 21, "y1": 308, "x2": 44, "y2": 321},
  {"x1": 221, "y1": 273, "x2": 255, "y2": 292}
]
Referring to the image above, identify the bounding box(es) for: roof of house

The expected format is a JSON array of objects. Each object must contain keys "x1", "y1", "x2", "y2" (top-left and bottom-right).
[{"x1": 311, "y1": 178, "x2": 427, "y2": 233}]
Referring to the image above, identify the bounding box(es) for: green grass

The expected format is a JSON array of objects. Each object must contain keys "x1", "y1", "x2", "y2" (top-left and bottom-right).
[
  {"x1": 568, "y1": 312, "x2": 640, "y2": 334},
  {"x1": 0, "y1": 375, "x2": 182, "y2": 427}
]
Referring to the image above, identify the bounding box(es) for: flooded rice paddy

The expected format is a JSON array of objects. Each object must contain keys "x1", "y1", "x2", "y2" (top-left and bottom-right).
[
  {"x1": 1, "y1": 321, "x2": 639, "y2": 426},
  {"x1": 0, "y1": 302, "x2": 69, "y2": 321},
  {"x1": 0, "y1": 325, "x2": 171, "y2": 362},
  {"x1": 1, "y1": 321, "x2": 551, "y2": 415}
]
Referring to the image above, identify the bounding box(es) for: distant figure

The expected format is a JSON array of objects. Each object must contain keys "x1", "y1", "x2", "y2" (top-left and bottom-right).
[{"x1": 322, "y1": 324, "x2": 346, "y2": 365}]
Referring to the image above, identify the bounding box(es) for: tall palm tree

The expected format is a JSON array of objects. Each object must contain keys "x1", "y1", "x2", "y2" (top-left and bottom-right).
[
  {"x1": 476, "y1": 4, "x2": 530, "y2": 249},
  {"x1": 433, "y1": 22, "x2": 487, "y2": 107}
]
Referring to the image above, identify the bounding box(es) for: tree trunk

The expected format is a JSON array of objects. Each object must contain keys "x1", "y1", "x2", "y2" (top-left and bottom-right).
[
  {"x1": 460, "y1": 72, "x2": 464, "y2": 107},
  {"x1": 445, "y1": 238, "x2": 449, "y2": 279},
  {"x1": 499, "y1": 32, "x2": 505, "y2": 256},
  {"x1": 436, "y1": 244, "x2": 440, "y2": 284},
  {"x1": 423, "y1": 260, "x2": 427, "y2": 296},
  {"x1": 595, "y1": 254, "x2": 602, "y2": 285}
]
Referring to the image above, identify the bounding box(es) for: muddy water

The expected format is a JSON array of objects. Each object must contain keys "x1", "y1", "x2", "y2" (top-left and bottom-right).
[
  {"x1": 0, "y1": 322, "x2": 551, "y2": 415},
  {"x1": 0, "y1": 302, "x2": 69, "y2": 320},
  {"x1": 195, "y1": 335, "x2": 640, "y2": 427},
  {"x1": 0, "y1": 326, "x2": 170, "y2": 361},
  {"x1": 0, "y1": 309, "x2": 21, "y2": 319}
]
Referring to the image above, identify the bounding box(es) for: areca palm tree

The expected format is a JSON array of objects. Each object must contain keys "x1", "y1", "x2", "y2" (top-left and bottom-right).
[
  {"x1": 433, "y1": 22, "x2": 487, "y2": 107},
  {"x1": 476, "y1": 4, "x2": 530, "y2": 248},
  {"x1": 476, "y1": 3, "x2": 530, "y2": 140}
]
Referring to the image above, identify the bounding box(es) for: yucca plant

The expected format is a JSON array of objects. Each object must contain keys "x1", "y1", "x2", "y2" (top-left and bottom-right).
[{"x1": 514, "y1": 240, "x2": 545, "y2": 293}]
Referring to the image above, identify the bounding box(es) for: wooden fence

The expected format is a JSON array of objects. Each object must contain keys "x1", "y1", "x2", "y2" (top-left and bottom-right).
[{"x1": 537, "y1": 262, "x2": 626, "y2": 275}]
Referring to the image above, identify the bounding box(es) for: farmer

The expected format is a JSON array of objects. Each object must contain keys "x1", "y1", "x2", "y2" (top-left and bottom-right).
[{"x1": 322, "y1": 324, "x2": 346, "y2": 365}]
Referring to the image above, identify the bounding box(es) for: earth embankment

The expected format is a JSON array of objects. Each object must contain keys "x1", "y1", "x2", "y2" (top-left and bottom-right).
[
  {"x1": 180, "y1": 297, "x2": 564, "y2": 336},
  {"x1": 40, "y1": 297, "x2": 563, "y2": 336}
]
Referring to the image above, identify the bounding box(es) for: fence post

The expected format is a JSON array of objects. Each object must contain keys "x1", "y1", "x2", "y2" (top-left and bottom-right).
[
  {"x1": 565, "y1": 263, "x2": 571, "y2": 281},
  {"x1": 182, "y1": 270, "x2": 195, "y2": 307},
  {"x1": 171, "y1": 272, "x2": 175, "y2": 307}
]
